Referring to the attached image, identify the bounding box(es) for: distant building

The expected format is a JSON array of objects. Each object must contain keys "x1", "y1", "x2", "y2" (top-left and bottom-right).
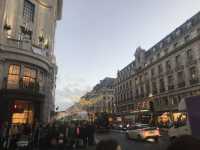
[
  {"x1": 82, "y1": 77, "x2": 116, "y2": 114},
  {"x1": 0, "y1": 0, "x2": 63, "y2": 124},
  {"x1": 115, "y1": 12, "x2": 200, "y2": 117}
]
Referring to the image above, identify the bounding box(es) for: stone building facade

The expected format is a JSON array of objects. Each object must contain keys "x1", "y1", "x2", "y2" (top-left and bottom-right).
[
  {"x1": 0, "y1": 0, "x2": 62, "y2": 124},
  {"x1": 115, "y1": 12, "x2": 200, "y2": 116},
  {"x1": 82, "y1": 77, "x2": 116, "y2": 114}
]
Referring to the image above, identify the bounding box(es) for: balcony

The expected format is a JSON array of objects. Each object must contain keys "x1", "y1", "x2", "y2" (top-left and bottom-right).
[
  {"x1": 1, "y1": 36, "x2": 51, "y2": 61},
  {"x1": 190, "y1": 78, "x2": 199, "y2": 85},
  {"x1": 168, "y1": 85, "x2": 174, "y2": 90},
  {"x1": 1, "y1": 78, "x2": 45, "y2": 97},
  {"x1": 178, "y1": 82, "x2": 185, "y2": 88}
]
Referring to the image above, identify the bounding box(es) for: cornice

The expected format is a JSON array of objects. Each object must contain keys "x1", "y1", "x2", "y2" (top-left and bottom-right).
[{"x1": 35, "y1": 0, "x2": 52, "y2": 8}]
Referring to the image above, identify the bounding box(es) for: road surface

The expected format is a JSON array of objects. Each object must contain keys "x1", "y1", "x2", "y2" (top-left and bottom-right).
[{"x1": 94, "y1": 131, "x2": 170, "y2": 150}]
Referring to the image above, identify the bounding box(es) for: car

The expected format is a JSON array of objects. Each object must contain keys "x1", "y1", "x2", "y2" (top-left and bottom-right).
[{"x1": 125, "y1": 124, "x2": 160, "y2": 141}]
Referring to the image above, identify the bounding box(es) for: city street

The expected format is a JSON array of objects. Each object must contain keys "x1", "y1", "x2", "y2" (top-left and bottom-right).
[{"x1": 94, "y1": 131, "x2": 170, "y2": 150}]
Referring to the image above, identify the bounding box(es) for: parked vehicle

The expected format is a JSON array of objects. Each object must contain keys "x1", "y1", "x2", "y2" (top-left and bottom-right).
[
  {"x1": 168, "y1": 95, "x2": 200, "y2": 140},
  {"x1": 125, "y1": 124, "x2": 160, "y2": 141}
]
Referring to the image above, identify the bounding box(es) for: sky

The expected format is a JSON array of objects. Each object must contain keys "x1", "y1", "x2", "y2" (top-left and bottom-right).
[{"x1": 54, "y1": 0, "x2": 200, "y2": 111}]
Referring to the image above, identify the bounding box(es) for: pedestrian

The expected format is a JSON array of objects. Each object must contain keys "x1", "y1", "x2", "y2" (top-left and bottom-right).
[
  {"x1": 88, "y1": 123, "x2": 95, "y2": 145},
  {"x1": 96, "y1": 139, "x2": 122, "y2": 150},
  {"x1": 68, "y1": 123, "x2": 76, "y2": 148},
  {"x1": 64, "y1": 123, "x2": 70, "y2": 146}
]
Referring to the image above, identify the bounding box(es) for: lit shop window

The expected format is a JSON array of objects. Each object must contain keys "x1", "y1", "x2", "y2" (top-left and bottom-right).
[
  {"x1": 23, "y1": 67, "x2": 36, "y2": 88},
  {"x1": 7, "y1": 65, "x2": 20, "y2": 89}
]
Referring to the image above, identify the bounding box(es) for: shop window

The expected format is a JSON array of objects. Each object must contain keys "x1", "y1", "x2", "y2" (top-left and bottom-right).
[
  {"x1": 12, "y1": 100, "x2": 33, "y2": 124},
  {"x1": 7, "y1": 65, "x2": 20, "y2": 89},
  {"x1": 23, "y1": 67, "x2": 36, "y2": 88}
]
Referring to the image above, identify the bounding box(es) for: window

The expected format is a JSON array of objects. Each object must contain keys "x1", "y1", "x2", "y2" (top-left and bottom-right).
[
  {"x1": 163, "y1": 97, "x2": 168, "y2": 105},
  {"x1": 145, "y1": 81, "x2": 150, "y2": 96},
  {"x1": 189, "y1": 67, "x2": 198, "y2": 85},
  {"x1": 23, "y1": 67, "x2": 36, "y2": 88},
  {"x1": 177, "y1": 71, "x2": 185, "y2": 87},
  {"x1": 7, "y1": 65, "x2": 20, "y2": 89},
  {"x1": 168, "y1": 75, "x2": 174, "y2": 90},
  {"x1": 158, "y1": 64, "x2": 163, "y2": 74},
  {"x1": 151, "y1": 68, "x2": 155, "y2": 77},
  {"x1": 166, "y1": 60, "x2": 171, "y2": 71},
  {"x1": 159, "y1": 78, "x2": 165, "y2": 92},
  {"x1": 140, "y1": 86, "x2": 144, "y2": 97},
  {"x1": 139, "y1": 75, "x2": 142, "y2": 83},
  {"x1": 23, "y1": 0, "x2": 35, "y2": 22},
  {"x1": 175, "y1": 55, "x2": 181, "y2": 66},
  {"x1": 152, "y1": 81, "x2": 157, "y2": 94},
  {"x1": 157, "y1": 52, "x2": 160, "y2": 58},
  {"x1": 186, "y1": 49, "x2": 193, "y2": 60},
  {"x1": 171, "y1": 97, "x2": 178, "y2": 105}
]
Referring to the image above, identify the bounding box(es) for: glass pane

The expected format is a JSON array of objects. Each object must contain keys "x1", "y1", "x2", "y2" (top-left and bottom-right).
[
  {"x1": 7, "y1": 75, "x2": 19, "y2": 89},
  {"x1": 9, "y1": 65, "x2": 20, "y2": 75}
]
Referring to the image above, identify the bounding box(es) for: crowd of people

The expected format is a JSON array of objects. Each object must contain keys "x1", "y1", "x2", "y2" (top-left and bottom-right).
[
  {"x1": 1, "y1": 121, "x2": 200, "y2": 150},
  {"x1": 0, "y1": 121, "x2": 96, "y2": 150}
]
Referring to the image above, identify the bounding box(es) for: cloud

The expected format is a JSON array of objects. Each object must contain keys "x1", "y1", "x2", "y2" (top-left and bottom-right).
[{"x1": 55, "y1": 76, "x2": 92, "y2": 111}]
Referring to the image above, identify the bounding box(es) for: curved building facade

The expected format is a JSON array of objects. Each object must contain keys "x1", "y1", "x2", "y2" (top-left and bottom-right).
[{"x1": 0, "y1": 0, "x2": 62, "y2": 124}]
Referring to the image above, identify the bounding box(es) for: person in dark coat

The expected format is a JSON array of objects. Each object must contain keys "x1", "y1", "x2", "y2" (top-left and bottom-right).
[
  {"x1": 88, "y1": 123, "x2": 95, "y2": 145},
  {"x1": 68, "y1": 123, "x2": 76, "y2": 148}
]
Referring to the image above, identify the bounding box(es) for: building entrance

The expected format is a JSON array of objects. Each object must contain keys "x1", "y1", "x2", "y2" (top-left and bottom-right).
[{"x1": 11, "y1": 100, "x2": 34, "y2": 124}]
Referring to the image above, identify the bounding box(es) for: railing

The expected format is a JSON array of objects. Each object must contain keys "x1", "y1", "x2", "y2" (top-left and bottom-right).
[
  {"x1": 1, "y1": 36, "x2": 49, "y2": 58},
  {"x1": 1, "y1": 77, "x2": 45, "y2": 96}
]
